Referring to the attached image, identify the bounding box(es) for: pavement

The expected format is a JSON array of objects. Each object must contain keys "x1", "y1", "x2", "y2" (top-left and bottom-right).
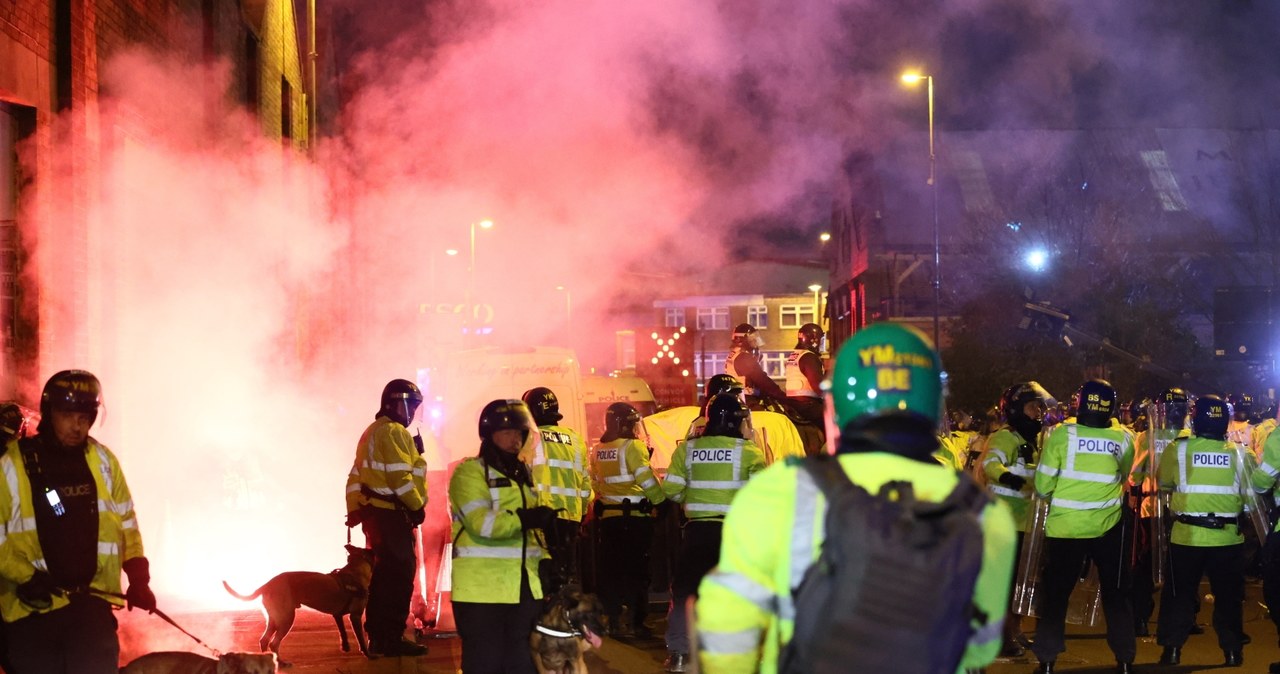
[{"x1": 115, "y1": 579, "x2": 1280, "y2": 673}]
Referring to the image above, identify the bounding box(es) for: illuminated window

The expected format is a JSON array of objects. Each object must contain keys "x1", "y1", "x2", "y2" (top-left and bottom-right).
[
  {"x1": 747, "y1": 305, "x2": 769, "y2": 329},
  {"x1": 696, "y1": 352, "x2": 728, "y2": 381},
  {"x1": 616, "y1": 330, "x2": 636, "y2": 369},
  {"x1": 697, "y1": 306, "x2": 730, "y2": 330},
  {"x1": 762, "y1": 352, "x2": 788, "y2": 378},
  {"x1": 664, "y1": 308, "x2": 686, "y2": 328},
  {"x1": 1140, "y1": 150, "x2": 1188, "y2": 212},
  {"x1": 779, "y1": 304, "x2": 817, "y2": 329}
]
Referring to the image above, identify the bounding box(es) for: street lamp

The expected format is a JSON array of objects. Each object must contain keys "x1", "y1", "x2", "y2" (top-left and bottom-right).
[
  {"x1": 555, "y1": 285, "x2": 571, "y2": 324},
  {"x1": 465, "y1": 219, "x2": 494, "y2": 314},
  {"x1": 901, "y1": 70, "x2": 940, "y2": 347},
  {"x1": 808, "y1": 283, "x2": 823, "y2": 325}
]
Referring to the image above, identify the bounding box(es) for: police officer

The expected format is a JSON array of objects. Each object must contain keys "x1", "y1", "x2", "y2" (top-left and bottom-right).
[
  {"x1": 684, "y1": 374, "x2": 744, "y2": 441},
  {"x1": 696, "y1": 322, "x2": 1016, "y2": 673},
  {"x1": 0, "y1": 371, "x2": 155, "y2": 674},
  {"x1": 0, "y1": 401, "x2": 23, "y2": 674},
  {"x1": 1031, "y1": 379, "x2": 1137, "y2": 674},
  {"x1": 449, "y1": 399, "x2": 553, "y2": 674},
  {"x1": 521, "y1": 387, "x2": 592, "y2": 594},
  {"x1": 661, "y1": 393, "x2": 766, "y2": 672},
  {"x1": 726, "y1": 323, "x2": 787, "y2": 410},
  {"x1": 589, "y1": 402, "x2": 666, "y2": 637},
  {"x1": 1155, "y1": 395, "x2": 1245, "y2": 667},
  {"x1": 783, "y1": 323, "x2": 826, "y2": 456},
  {"x1": 1227, "y1": 394, "x2": 1254, "y2": 449},
  {"x1": 983, "y1": 381, "x2": 1053, "y2": 656},
  {"x1": 1249, "y1": 399, "x2": 1280, "y2": 674},
  {"x1": 345, "y1": 379, "x2": 428, "y2": 657}
]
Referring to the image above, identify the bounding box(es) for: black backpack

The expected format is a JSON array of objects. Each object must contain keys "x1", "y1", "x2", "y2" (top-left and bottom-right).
[{"x1": 780, "y1": 454, "x2": 990, "y2": 674}]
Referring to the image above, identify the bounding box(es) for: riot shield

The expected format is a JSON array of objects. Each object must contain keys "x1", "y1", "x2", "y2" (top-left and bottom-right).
[
  {"x1": 1144, "y1": 401, "x2": 1174, "y2": 590},
  {"x1": 1235, "y1": 443, "x2": 1270, "y2": 541},
  {"x1": 1012, "y1": 493, "x2": 1050, "y2": 617},
  {"x1": 1065, "y1": 565, "x2": 1102, "y2": 626}
]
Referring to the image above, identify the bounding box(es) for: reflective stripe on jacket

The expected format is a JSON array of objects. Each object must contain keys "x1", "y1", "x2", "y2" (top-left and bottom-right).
[
  {"x1": 783, "y1": 350, "x2": 821, "y2": 399},
  {"x1": 695, "y1": 452, "x2": 1016, "y2": 674},
  {"x1": 589, "y1": 439, "x2": 664, "y2": 518},
  {"x1": 346, "y1": 416, "x2": 427, "y2": 515},
  {"x1": 1159, "y1": 436, "x2": 1243, "y2": 546},
  {"x1": 0, "y1": 438, "x2": 144, "y2": 622},
  {"x1": 1252, "y1": 427, "x2": 1280, "y2": 532},
  {"x1": 663, "y1": 437, "x2": 765, "y2": 519},
  {"x1": 448, "y1": 457, "x2": 544, "y2": 604},
  {"x1": 1034, "y1": 421, "x2": 1134, "y2": 539},
  {"x1": 530, "y1": 425, "x2": 592, "y2": 522},
  {"x1": 982, "y1": 427, "x2": 1035, "y2": 531}
]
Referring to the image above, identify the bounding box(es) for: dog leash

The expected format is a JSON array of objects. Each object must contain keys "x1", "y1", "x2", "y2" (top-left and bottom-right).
[{"x1": 84, "y1": 589, "x2": 223, "y2": 657}]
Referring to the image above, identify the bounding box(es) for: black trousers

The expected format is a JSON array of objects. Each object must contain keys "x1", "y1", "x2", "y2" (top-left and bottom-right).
[
  {"x1": 1032, "y1": 524, "x2": 1136, "y2": 664},
  {"x1": 362, "y1": 507, "x2": 417, "y2": 645},
  {"x1": 540, "y1": 518, "x2": 581, "y2": 595},
  {"x1": 1129, "y1": 517, "x2": 1158, "y2": 629},
  {"x1": 7, "y1": 594, "x2": 118, "y2": 674},
  {"x1": 596, "y1": 515, "x2": 655, "y2": 628},
  {"x1": 452, "y1": 574, "x2": 540, "y2": 674},
  {"x1": 1264, "y1": 530, "x2": 1280, "y2": 638},
  {"x1": 1156, "y1": 542, "x2": 1244, "y2": 650},
  {"x1": 666, "y1": 519, "x2": 723, "y2": 653}
]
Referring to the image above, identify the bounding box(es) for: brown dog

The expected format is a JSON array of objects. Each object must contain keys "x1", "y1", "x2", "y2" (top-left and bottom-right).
[
  {"x1": 120, "y1": 651, "x2": 277, "y2": 674},
  {"x1": 529, "y1": 585, "x2": 606, "y2": 674},
  {"x1": 222, "y1": 544, "x2": 374, "y2": 663}
]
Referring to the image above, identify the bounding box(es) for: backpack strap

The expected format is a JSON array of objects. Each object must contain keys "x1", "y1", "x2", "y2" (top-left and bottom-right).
[{"x1": 800, "y1": 453, "x2": 857, "y2": 501}]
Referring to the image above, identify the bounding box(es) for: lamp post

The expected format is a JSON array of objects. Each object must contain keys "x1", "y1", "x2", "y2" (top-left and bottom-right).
[
  {"x1": 555, "y1": 285, "x2": 571, "y2": 324},
  {"x1": 901, "y1": 71, "x2": 940, "y2": 347},
  {"x1": 465, "y1": 219, "x2": 494, "y2": 318},
  {"x1": 808, "y1": 283, "x2": 823, "y2": 326}
]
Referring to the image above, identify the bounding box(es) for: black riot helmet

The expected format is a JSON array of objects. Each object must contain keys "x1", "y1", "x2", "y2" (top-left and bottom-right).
[
  {"x1": 477, "y1": 399, "x2": 532, "y2": 442},
  {"x1": 705, "y1": 374, "x2": 743, "y2": 402},
  {"x1": 1159, "y1": 388, "x2": 1189, "y2": 428},
  {"x1": 601, "y1": 402, "x2": 641, "y2": 443},
  {"x1": 1074, "y1": 379, "x2": 1117, "y2": 429},
  {"x1": 0, "y1": 402, "x2": 28, "y2": 444},
  {"x1": 703, "y1": 393, "x2": 749, "y2": 439},
  {"x1": 795, "y1": 323, "x2": 824, "y2": 353},
  {"x1": 379, "y1": 379, "x2": 423, "y2": 426},
  {"x1": 731, "y1": 323, "x2": 763, "y2": 353},
  {"x1": 39, "y1": 370, "x2": 102, "y2": 433},
  {"x1": 1227, "y1": 393, "x2": 1252, "y2": 422},
  {"x1": 1191, "y1": 394, "x2": 1230, "y2": 440},
  {"x1": 1000, "y1": 381, "x2": 1053, "y2": 441},
  {"x1": 521, "y1": 387, "x2": 562, "y2": 426}
]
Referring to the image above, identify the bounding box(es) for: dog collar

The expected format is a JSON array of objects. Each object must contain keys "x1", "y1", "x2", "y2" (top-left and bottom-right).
[{"x1": 535, "y1": 624, "x2": 581, "y2": 638}]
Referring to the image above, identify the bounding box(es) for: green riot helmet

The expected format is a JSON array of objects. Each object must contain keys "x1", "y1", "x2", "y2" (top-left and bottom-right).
[{"x1": 825, "y1": 322, "x2": 944, "y2": 434}]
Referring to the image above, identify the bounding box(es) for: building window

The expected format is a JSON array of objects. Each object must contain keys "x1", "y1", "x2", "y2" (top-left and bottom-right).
[
  {"x1": 696, "y1": 306, "x2": 729, "y2": 331},
  {"x1": 664, "y1": 308, "x2": 686, "y2": 328},
  {"x1": 762, "y1": 352, "x2": 788, "y2": 378},
  {"x1": 779, "y1": 304, "x2": 817, "y2": 329},
  {"x1": 616, "y1": 330, "x2": 636, "y2": 370},
  {"x1": 697, "y1": 352, "x2": 727, "y2": 382},
  {"x1": 747, "y1": 305, "x2": 768, "y2": 329}
]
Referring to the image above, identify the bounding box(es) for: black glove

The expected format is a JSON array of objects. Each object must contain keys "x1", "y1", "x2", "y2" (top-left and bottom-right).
[
  {"x1": 413, "y1": 432, "x2": 425, "y2": 456},
  {"x1": 517, "y1": 506, "x2": 557, "y2": 531},
  {"x1": 122, "y1": 557, "x2": 157, "y2": 612},
  {"x1": 344, "y1": 509, "x2": 364, "y2": 528},
  {"x1": 407, "y1": 507, "x2": 426, "y2": 527},
  {"x1": 1128, "y1": 483, "x2": 1144, "y2": 499},
  {"x1": 998, "y1": 472, "x2": 1027, "y2": 491},
  {"x1": 1017, "y1": 443, "x2": 1035, "y2": 463},
  {"x1": 16, "y1": 569, "x2": 57, "y2": 609}
]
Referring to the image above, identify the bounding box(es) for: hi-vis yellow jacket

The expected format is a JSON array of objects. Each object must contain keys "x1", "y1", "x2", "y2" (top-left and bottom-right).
[
  {"x1": 663, "y1": 436, "x2": 765, "y2": 520},
  {"x1": 530, "y1": 425, "x2": 592, "y2": 522},
  {"x1": 1034, "y1": 420, "x2": 1135, "y2": 539},
  {"x1": 0, "y1": 438, "x2": 145, "y2": 622},
  {"x1": 696, "y1": 452, "x2": 1016, "y2": 673},
  {"x1": 346, "y1": 416, "x2": 427, "y2": 515},
  {"x1": 589, "y1": 439, "x2": 665, "y2": 518},
  {"x1": 448, "y1": 457, "x2": 545, "y2": 604}
]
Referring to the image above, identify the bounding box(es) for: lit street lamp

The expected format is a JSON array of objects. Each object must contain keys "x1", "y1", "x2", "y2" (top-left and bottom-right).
[
  {"x1": 901, "y1": 70, "x2": 940, "y2": 347},
  {"x1": 555, "y1": 285, "x2": 571, "y2": 324},
  {"x1": 808, "y1": 283, "x2": 823, "y2": 326},
  {"x1": 465, "y1": 219, "x2": 494, "y2": 313}
]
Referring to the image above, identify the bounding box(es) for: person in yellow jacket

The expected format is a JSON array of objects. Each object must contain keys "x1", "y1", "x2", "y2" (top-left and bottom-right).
[
  {"x1": 696, "y1": 322, "x2": 1016, "y2": 674},
  {"x1": 1154, "y1": 395, "x2": 1246, "y2": 667},
  {"x1": 522, "y1": 387, "x2": 592, "y2": 594},
  {"x1": 345, "y1": 378, "x2": 428, "y2": 658},
  {"x1": 0, "y1": 370, "x2": 154, "y2": 674},
  {"x1": 1249, "y1": 400, "x2": 1280, "y2": 674},
  {"x1": 662, "y1": 393, "x2": 766, "y2": 672},
  {"x1": 983, "y1": 380, "x2": 1053, "y2": 657},
  {"x1": 1031, "y1": 379, "x2": 1137, "y2": 674},
  {"x1": 449, "y1": 399, "x2": 554, "y2": 674},
  {"x1": 589, "y1": 402, "x2": 666, "y2": 638}
]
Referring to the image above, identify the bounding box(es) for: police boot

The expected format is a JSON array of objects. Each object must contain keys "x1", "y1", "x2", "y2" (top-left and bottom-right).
[
  {"x1": 1034, "y1": 662, "x2": 1054, "y2": 674},
  {"x1": 1224, "y1": 649, "x2": 1243, "y2": 667},
  {"x1": 1269, "y1": 660, "x2": 1280, "y2": 673},
  {"x1": 1115, "y1": 663, "x2": 1134, "y2": 674},
  {"x1": 664, "y1": 652, "x2": 689, "y2": 673},
  {"x1": 1159, "y1": 646, "x2": 1181, "y2": 665}
]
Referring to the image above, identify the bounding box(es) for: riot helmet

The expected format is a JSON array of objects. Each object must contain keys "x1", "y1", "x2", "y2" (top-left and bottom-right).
[
  {"x1": 1158, "y1": 388, "x2": 1189, "y2": 428},
  {"x1": 703, "y1": 393, "x2": 749, "y2": 439},
  {"x1": 731, "y1": 323, "x2": 764, "y2": 353},
  {"x1": 1073, "y1": 379, "x2": 1117, "y2": 429},
  {"x1": 1000, "y1": 381, "x2": 1055, "y2": 442},
  {"x1": 477, "y1": 399, "x2": 533, "y2": 442},
  {"x1": 380, "y1": 379, "x2": 423, "y2": 426},
  {"x1": 1227, "y1": 393, "x2": 1252, "y2": 422},
  {"x1": 1191, "y1": 394, "x2": 1229, "y2": 440},
  {"x1": 521, "y1": 387, "x2": 563, "y2": 426},
  {"x1": 705, "y1": 373, "x2": 743, "y2": 402},
  {"x1": 601, "y1": 402, "x2": 641, "y2": 443},
  {"x1": 795, "y1": 323, "x2": 824, "y2": 353},
  {"x1": 826, "y1": 322, "x2": 944, "y2": 435},
  {"x1": 0, "y1": 402, "x2": 28, "y2": 443},
  {"x1": 40, "y1": 370, "x2": 102, "y2": 424}
]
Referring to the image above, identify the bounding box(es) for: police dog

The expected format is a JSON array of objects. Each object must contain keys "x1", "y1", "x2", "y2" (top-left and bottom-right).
[
  {"x1": 530, "y1": 585, "x2": 606, "y2": 674},
  {"x1": 222, "y1": 545, "x2": 374, "y2": 662},
  {"x1": 120, "y1": 651, "x2": 277, "y2": 674}
]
